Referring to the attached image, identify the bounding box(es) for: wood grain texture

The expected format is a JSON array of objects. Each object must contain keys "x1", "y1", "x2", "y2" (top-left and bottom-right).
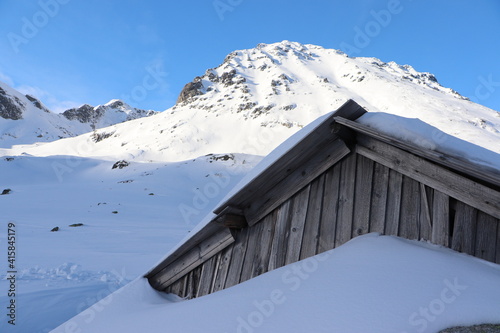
[
  {"x1": 384, "y1": 169, "x2": 403, "y2": 236},
  {"x1": 211, "y1": 245, "x2": 233, "y2": 293},
  {"x1": 300, "y1": 175, "x2": 325, "y2": 259},
  {"x1": 336, "y1": 116, "x2": 500, "y2": 188},
  {"x1": 451, "y1": 202, "x2": 478, "y2": 254},
  {"x1": 318, "y1": 164, "x2": 341, "y2": 253},
  {"x1": 285, "y1": 186, "x2": 311, "y2": 265},
  {"x1": 369, "y1": 162, "x2": 389, "y2": 234},
  {"x1": 196, "y1": 256, "x2": 217, "y2": 297},
  {"x1": 356, "y1": 136, "x2": 500, "y2": 220},
  {"x1": 335, "y1": 154, "x2": 357, "y2": 246},
  {"x1": 398, "y1": 176, "x2": 421, "y2": 240},
  {"x1": 268, "y1": 200, "x2": 292, "y2": 270},
  {"x1": 224, "y1": 227, "x2": 250, "y2": 288},
  {"x1": 475, "y1": 211, "x2": 498, "y2": 263},
  {"x1": 244, "y1": 139, "x2": 350, "y2": 226},
  {"x1": 352, "y1": 155, "x2": 373, "y2": 238},
  {"x1": 431, "y1": 190, "x2": 450, "y2": 247}
]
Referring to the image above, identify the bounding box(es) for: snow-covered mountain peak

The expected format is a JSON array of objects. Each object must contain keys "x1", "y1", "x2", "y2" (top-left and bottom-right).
[
  {"x1": 0, "y1": 81, "x2": 158, "y2": 148},
  {"x1": 62, "y1": 100, "x2": 157, "y2": 128},
  {"x1": 2, "y1": 41, "x2": 499, "y2": 168}
]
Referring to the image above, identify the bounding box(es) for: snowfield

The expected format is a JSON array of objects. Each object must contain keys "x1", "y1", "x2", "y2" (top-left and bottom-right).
[{"x1": 51, "y1": 234, "x2": 500, "y2": 333}]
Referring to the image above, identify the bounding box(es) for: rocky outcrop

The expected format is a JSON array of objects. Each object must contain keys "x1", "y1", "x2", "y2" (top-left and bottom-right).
[
  {"x1": 176, "y1": 77, "x2": 204, "y2": 104},
  {"x1": 62, "y1": 104, "x2": 99, "y2": 123},
  {"x1": 0, "y1": 87, "x2": 24, "y2": 120},
  {"x1": 25, "y1": 94, "x2": 50, "y2": 113}
]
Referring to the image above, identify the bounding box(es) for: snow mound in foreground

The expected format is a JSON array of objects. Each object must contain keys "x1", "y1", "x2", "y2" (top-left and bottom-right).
[{"x1": 53, "y1": 233, "x2": 500, "y2": 333}]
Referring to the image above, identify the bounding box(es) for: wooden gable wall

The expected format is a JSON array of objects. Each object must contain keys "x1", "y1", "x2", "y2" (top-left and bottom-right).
[
  {"x1": 146, "y1": 100, "x2": 500, "y2": 299},
  {"x1": 154, "y1": 148, "x2": 500, "y2": 299}
]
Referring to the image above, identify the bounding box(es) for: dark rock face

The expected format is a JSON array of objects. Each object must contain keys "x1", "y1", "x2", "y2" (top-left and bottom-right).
[
  {"x1": 0, "y1": 87, "x2": 24, "y2": 120},
  {"x1": 62, "y1": 104, "x2": 102, "y2": 123},
  {"x1": 177, "y1": 77, "x2": 204, "y2": 104},
  {"x1": 25, "y1": 94, "x2": 50, "y2": 113},
  {"x1": 112, "y1": 160, "x2": 129, "y2": 169}
]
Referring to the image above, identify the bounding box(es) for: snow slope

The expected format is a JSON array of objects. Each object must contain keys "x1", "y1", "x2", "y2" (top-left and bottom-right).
[
  {"x1": 0, "y1": 81, "x2": 157, "y2": 148},
  {"x1": 53, "y1": 234, "x2": 500, "y2": 333},
  {"x1": 2, "y1": 41, "x2": 499, "y2": 169},
  {"x1": 0, "y1": 153, "x2": 259, "y2": 332}
]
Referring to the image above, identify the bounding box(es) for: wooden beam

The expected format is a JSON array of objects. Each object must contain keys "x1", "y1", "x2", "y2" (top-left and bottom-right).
[
  {"x1": 147, "y1": 226, "x2": 234, "y2": 290},
  {"x1": 212, "y1": 99, "x2": 367, "y2": 224},
  {"x1": 356, "y1": 135, "x2": 500, "y2": 220},
  {"x1": 244, "y1": 139, "x2": 350, "y2": 226},
  {"x1": 334, "y1": 116, "x2": 500, "y2": 189}
]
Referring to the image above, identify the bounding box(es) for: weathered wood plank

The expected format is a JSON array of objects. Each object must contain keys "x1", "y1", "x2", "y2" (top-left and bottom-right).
[
  {"x1": 419, "y1": 184, "x2": 433, "y2": 241},
  {"x1": 385, "y1": 169, "x2": 403, "y2": 236},
  {"x1": 352, "y1": 155, "x2": 373, "y2": 238},
  {"x1": 168, "y1": 274, "x2": 186, "y2": 297},
  {"x1": 497, "y1": 219, "x2": 500, "y2": 264},
  {"x1": 369, "y1": 162, "x2": 389, "y2": 234},
  {"x1": 300, "y1": 175, "x2": 325, "y2": 259},
  {"x1": 211, "y1": 245, "x2": 233, "y2": 293},
  {"x1": 145, "y1": 220, "x2": 229, "y2": 278},
  {"x1": 285, "y1": 185, "x2": 311, "y2": 265},
  {"x1": 399, "y1": 176, "x2": 421, "y2": 240},
  {"x1": 336, "y1": 116, "x2": 500, "y2": 188},
  {"x1": 149, "y1": 227, "x2": 234, "y2": 290},
  {"x1": 268, "y1": 200, "x2": 292, "y2": 270},
  {"x1": 431, "y1": 190, "x2": 450, "y2": 247},
  {"x1": 240, "y1": 219, "x2": 265, "y2": 283},
  {"x1": 335, "y1": 154, "x2": 357, "y2": 247},
  {"x1": 244, "y1": 139, "x2": 350, "y2": 226},
  {"x1": 224, "y1": 227, "x2": 250, "y2": 288},
  {"x1": 214, "y1": 99, "x2": 367, "y2": 217},
  {"x1": 320, "y1": 164, "x2": 341, "y2": 253},
  {"x1": 475, "y1": 212, "x2": 498, "y2": 263},
  {"x1": 356, "y1": 136, "x2": 500, "y2": 220},
  {"x1": 184, "y1": 266, "x2": 202, "y2": 299},
  {"x1": 250, "y1": 213, "x2": 276, "y2": 278},
  {"x1": 451, "y1": 202, "x2": 478, "y2": 255},
  {"x1": 196, "y1": 256, "x2": 217, "y2": 297}
]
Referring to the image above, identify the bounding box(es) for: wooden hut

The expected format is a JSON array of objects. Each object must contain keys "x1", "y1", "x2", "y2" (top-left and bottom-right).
[{"x1": 145, "y1": 99, "x2": 500, "y2": 299}]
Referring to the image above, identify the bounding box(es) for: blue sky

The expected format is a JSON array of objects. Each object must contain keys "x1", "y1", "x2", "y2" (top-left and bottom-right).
[{"x1": 0, "y1": 0, "x2": 499, "y2": 112}]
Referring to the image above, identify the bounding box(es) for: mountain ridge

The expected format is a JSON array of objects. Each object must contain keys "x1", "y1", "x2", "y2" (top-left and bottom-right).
[
  {"x1": 0, "y1": 81, "x2": 157, "y2": 148},
  {"x1": 1, "y1": 41, "x2": 499, "y2": 167}
]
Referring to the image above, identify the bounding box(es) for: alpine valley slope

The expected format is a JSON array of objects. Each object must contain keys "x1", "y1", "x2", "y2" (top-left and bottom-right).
[
  {"x1": 0, "y1": 81, "x2": 157, "y2": 149},
  {"x1": 2, "y1": 41, "x2": 499, "y2": 167}
]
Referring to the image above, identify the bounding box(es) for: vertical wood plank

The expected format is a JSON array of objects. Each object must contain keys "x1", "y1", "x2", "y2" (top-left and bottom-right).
[
  {"x1": 285, "y1": 185, "x2": 311, "y2": 265},
  {"x1": 385, "y1": 169, "x2": 403, "y2": 236},
  {"x1": 475, "y1": 211, "x2": 498, "y2": 263},
  {"x1": 352, "y1": 155, "x2": 374, "y2": 238},
  {"x1": 451, "y1": 202, "x2": 478, "y2": 255},
  {"x1": 335, "y1": 154, "x2": 357, "y2": 247},
  {"x1": 196, "y1": 256, "x2": 217, "y2": 297},
  {"x1": 497, "y1": 219, "x2": 500, "y2": 264},
  {"x1": 268, "y1": 200, "x2": 292, "y2": 270},
  {"x1": 251, "y1": 212, "x2": 276, "y2": 278},
  {"x1": 168, "y1": 274, "x2": 187, "y2": 297},
  {"x1": 240, "y1": 220, "x2": 265, "y2": 283},
  {"x1": 369, "y1": 162, "x2": 389, "y2": 234},
  {"x1": 431, "y1": 190, "x2": 450, "y2": 247},
  {"x1": 211, "y1": 245, "x2": 234, "y2": 293},
  {"x1": 300, "y1": 174, "x2": 325, "y2": 259},
  {"x1": 399, "y1": 176, "x2": 421, "y2": 240},
  {"x1": 318, "y1": 164, "x2": 341, "y2": 253},
  {"x1": 224, "y1": 227, "x2": 250, "y2": 288},
  {"x1": 419, "y1": 184, "x2": 433, "y2": 241}
]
